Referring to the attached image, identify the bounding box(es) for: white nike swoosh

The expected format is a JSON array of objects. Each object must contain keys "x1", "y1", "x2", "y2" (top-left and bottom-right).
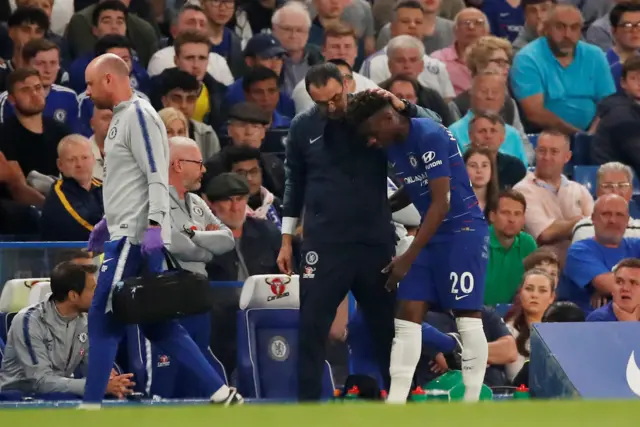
[
  {"x1": 455, "y1": 295, "x2": 469, "y2": 301},
  {"x1": 310, "y1": 135, "x2": 322, "y2": 144},
  {"x1": 626, "y1": 351, "x2": 640, "y2": 396},
  {"x1": 103, "y1": 258, "x2": 114, "y2": 263},
  {"x1": 500, "y1": 12, "x2": 509, "y2": 17}
]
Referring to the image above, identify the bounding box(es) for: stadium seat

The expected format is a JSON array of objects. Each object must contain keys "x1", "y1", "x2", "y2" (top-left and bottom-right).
[
  {"x1": 527, "y1": 133, "x2": 539, "y2": 149},
  {"x1": 27, "y1": 282, "x2": 51, "y2": 305},
  {"x1": 0, "y1": 278, "x2": 50, "y2": 313},
  {"x1": 572, "y1": 165, "x2": 598, "y2": 197},
  {"x1": 571, "y1": 133, "x2": 592, "y2": 166},
  {"x1": 0, "y1": 312, "x2": 17, "y2": 343},
  {"x1": 236, "y1": 274, "x2": 335, "y2": 399}
]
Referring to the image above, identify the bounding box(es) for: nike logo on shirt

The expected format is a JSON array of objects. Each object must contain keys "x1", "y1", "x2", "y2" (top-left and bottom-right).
[{"x1": 310, "y1": 135, "x2": 322, "y2": 144}]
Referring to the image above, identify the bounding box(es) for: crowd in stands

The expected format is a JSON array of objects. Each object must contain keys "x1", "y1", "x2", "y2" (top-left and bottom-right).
[{"x1": 0, "y1": 0, "x2": 639, "y2": 399}]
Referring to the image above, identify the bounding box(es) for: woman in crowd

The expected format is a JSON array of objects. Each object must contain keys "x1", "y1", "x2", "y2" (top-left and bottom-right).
[
  {"x1": 159, "y1": 107, "x2": 188, "y2": 138},
  {"x1": 464, "y1": 146, "x2": 499, "y2": 219}
]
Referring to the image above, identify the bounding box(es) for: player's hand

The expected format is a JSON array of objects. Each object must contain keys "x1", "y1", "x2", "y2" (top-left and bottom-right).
[
  {"x1": 106, "y1": 373, "x2": 135, "y2": 399},
  {"x1": 366, "y1": 87, "x2": 404, "y2": 111},
  {"x1": 429, "y1": 353, "x2": 449, "y2": 374},
  {"x1": 141, "y1": 226, "x2": 164, "y2": 256},
  {"x1": 277, "y1": 242, "x2": 294, "y2": 275},
  {"x1": 590, "y1": 292, "x2": 608, "y2": 309},
  {"x1": 382, "y1": 255, "x2": 412, "y2": 292},
  {"x1": 88, "y1": 218, "x2": 110, "y2": 254},
  {"x1": 206, "y1": 223, "x2": 220, "y2": 231}
]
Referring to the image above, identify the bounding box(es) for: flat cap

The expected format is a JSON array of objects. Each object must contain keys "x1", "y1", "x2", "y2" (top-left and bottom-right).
[
  {"x1": 205, "y1": 172, "x2": 250, "y2": 201},
  {"x1": 228, "y1": 102, "x2": 271, "y2": 125}
]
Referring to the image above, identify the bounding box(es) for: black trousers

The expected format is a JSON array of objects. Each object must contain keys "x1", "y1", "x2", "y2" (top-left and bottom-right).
[{"x1": 297, "y1": 242, "x2": 396, "y2": 401}]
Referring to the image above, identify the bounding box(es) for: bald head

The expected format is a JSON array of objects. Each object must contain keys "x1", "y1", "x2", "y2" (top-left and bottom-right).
[
  {"x1": 546, "y1": 4, "x2": 583, "y2": 25},
  {"x1": 593, "y1": 193, "x2": 630, "y2": 246},
  {"x1": 90, "y1": 53, "x2": 131, "y2": 77},
  {"x1": 169, "y1": 136, "x2": 205, "y2": 192},
  {"x1": 85, "y1": 53, "x2": 132, "y2": 110},
  {"x1": 169, "y1": 136, "x2": 200, "y2": 162},
  {"x1": 594, "y1": 193, "x2": 629, "y2": 215}
]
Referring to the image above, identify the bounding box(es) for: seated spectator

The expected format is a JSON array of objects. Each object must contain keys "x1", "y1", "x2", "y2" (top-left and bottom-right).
[
  {"x1": 159, "y1": 68, "x2": 221, "y2": 161},
  {"x1": 14, "y1": 0, "x2": 70, "y2": 66},
  {"x1": 523, "y1": 248, "x2": 561, "y2": 285},
  {"x1": 585, "y1": 0, "x2": 630, "y2": 51},
  {"x1": 146, "y1": 4, "x2": 234, "y2": 85},
  {"x1": 432, "y1": 8, "x2": 490, "y2": 95},
  {"x1": 573, "y1": 162, "x2": 640, "y2": 242},
  {"x1": 40, "y1": 135, "x2": 103, "y2": 241},
  {"x1": 69, "y1": 33, "x2": 150, "y2": 96},
  {"x1": 482, "y1": 0, "x2": 524, "y2": 42},
  {"x1": 464, "y1": 146, "x2": 498, "y2": 217},
  {"x1": 159, "y1": 107, "x2": 188, "y2": 138},
  {"x1": 151, "y1": 30, "x2": 227, "y2": 130},
  {"x1": 229, "y1": 0, "x2": 278, "y2": 48},
  {"x1": 0, "y1": 261, "x2": 134, "y2": 398},
  {"x1": 223, "y1": 34, "x2": 295, "y2": 119},
  {"x1": 0, "y1": 38, "x2": 76, "y2": 129},
  {"x1": 361, "y1": 33, "x2": 455, "y2": 101},
  {"x1": 450, "y1": 70, "x2": 529, "y2": 166},
  {"x1": 381, "y1": 74, "x2": 454, "y2": 126},
  {"x1": 220, "y1": 145, "x2": 282, "y2": 228},
  {"x1": 512, "y1": 0, "x2": 554, "y2": 53},
  {"x1": 242, "y1": 66, "x2": 291, "y2": 129},
  {"x1": 503, "y1": 268, "x2": 556, "y2": 383},
  {"x1": 586, "y1": 257, "x2": 640, "y2": 321},
  {"x1": 0, "y1": 68, "x2": 70, "y2": 178},
  {"x1": 514, "y1": 130, "x2": 594, "y2": 263},
  {"x1": 606, "y1": 2, "x2": 640, "y2": 93},
  {"x1": 592, "y1": 56, "x2": 640, "y2": 173},
  {"x1": 511, "y1": 4, "x2": 616, "y2": 134},
  {"x1": 88, "y1": 106, "x2": 111, "y2": 180},
  {"x1": 198, "y1": 0, "x2": 244, "y2": 78},
  {"x1": 203, "y1": 102, "x2": 285, "y2": 198},
  {"x1": 467, "y1": 112, "x2": 528, "y2": 187},
  {"x1": 292, "y1": 24, "x2": 378, "y2": 113},
  {"x1": 65, "y1": 0, "x2": 158, "y2": 67},
  {"x1": 557, "y1": 194, "x2": 640, "y2": 314},
  {"x1": 375, "y1": 0, "x2": 454, "y2": 53},
  {"x1": 485, "y1": 189, "x2": 538, "y2": 306},
  {"x1": 271, "y1": 1, "x2": 323, "y2": 95}
]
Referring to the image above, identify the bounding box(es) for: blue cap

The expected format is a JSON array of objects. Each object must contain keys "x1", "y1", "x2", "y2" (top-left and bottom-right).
[{"x1": 244, "y1": 33, "x2": 287, "y2": 59}]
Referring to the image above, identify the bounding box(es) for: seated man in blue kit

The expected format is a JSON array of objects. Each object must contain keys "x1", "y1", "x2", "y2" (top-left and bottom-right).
[{"x1": 587, "y1": 257, "x2": 640, "y2": 322}]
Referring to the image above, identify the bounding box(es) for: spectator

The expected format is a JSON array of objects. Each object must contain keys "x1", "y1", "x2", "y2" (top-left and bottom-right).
[
  {"x1": 12, "y1": 0, "x2": 69, "y2": 65},
  {"x1": 151, "y1": 30, "x2": 227, "y2": 130},
  {"x1": 464, "y1": 146, "x2": 499, "y2": 217},
  {"x1": 221, "y1": 144, "x2": 282, "y2": 227},
  {"x1": 467, "y1": 112, "x2": 527, "y2": 188},
  {"x1": 592, "y1": 56, "x2": 640, "y2": 172},
  {"x1": 360, "y1": 33, "x2": 454, "y2": 102},
  {"x1": 159, "y1": 68, "x2": 221, "y2": 161},
  {"x1": 65, "y1": 0, "x2": 158, "y2": 67},
  {"x1": 523, "y1": 248, "x2": 561, "y2": 285},
  {"x1": 147, "y1": 4, "x2": 234, "y2": 85},
  {"x1": 0, "y1": 38, "x2": 77, "y2": 129},
  {"x1": 511, "y1": 4, "x2": 616, "y2": 134},
  {"x1": 380, "y1": 74, "x2": 454, "y2": 126},
  {"x1": 585, "y1": 0, "x2": 634, "y2": 52},
  {"x1": 482, "y1": 0, "x2": 525, "y2": 42},
  {"x1": 229, "y1": 0, "x2": 280, "y2": 47},
  {"x1": 557, "y1": 194, "x2": 640, "y2": 313},
  {"x1": 203, "y1": 102, "x2": 285, "y2": 198},
  {"x1": 242, "y1": 66, "x2": 291, "y2": 129},
  {"x1": 432, "y1": 8, "x2": 490, "y2": 95},
  {"x1": 0, "y1": 261, "x2": 134, "y2": 398},
  {"x1": 271, "y1": 1, "x2": 323, "y2": 95},
  {"x1": 573, "y1": 162, "x2": 640, "y2": 242},
  {"x1": 586, "y1": 257, "x2": 640, "y2": 321},
  {"x1": 606, "y1": 2, "x2": 640, "y2": 92},
  {"x1": 40, "y1": 135, "x2": 103, "y2": 241},
  {"x1": 0, "y1": 68, "x2": 70, "y2": 178},
  {"x1": 503, "y1": 268, "x2": 556, "y2": 383},
  {"x1": 199, "y1": 0, "x2": 244, "y2": 78},
  {"x1": 513, "y1": 0, "x2": 555, "y2": 53},
  {"x1": 88, "y1": 106, "x2": 111, "y2": 180},
  {"x1": 485, "y1": 189, "x2": 538, "y2": 306},
  {"x1": 513, "y1": 130, "x2": 594, "y2": 263},
  {"x1": 291, "y1": 24, "x2": 378, "y2": 113},
  {"x1": 450, "y1": 70, "x2": 529, "y2": 166},
  {"x1": 541, "y1": 300, "x2": 585, "y2": 322},
  {"x1": 223, "y1": 33, "x2": 295, "y2": 119},
  {"x1": 375, "y1": 0, "x2": 455, "y2": 53},
  {"x1": 159, "y1": 106, "x2": 188, "y2": 138}
]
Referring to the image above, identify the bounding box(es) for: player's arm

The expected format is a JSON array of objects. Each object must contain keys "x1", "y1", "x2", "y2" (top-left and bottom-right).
[{"x1": 128, "y1": 104, "x2": 170, "y2": 227}]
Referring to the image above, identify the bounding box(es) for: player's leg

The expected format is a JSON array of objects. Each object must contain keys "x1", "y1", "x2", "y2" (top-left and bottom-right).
[
  {"x1": 445, "y1": 234, "x2": 489, "y2": 402},
  {"x1": 298, "y1": 245, "x2": 355, "y2": 401},
  {"x1": 82, "y1": 238, "x2": 134, "y2": 405}
]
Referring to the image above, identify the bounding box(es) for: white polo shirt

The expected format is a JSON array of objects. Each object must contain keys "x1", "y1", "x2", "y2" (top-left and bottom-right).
[{"x1": 147, "y1": 46, "x2": 235, "y2": 86}]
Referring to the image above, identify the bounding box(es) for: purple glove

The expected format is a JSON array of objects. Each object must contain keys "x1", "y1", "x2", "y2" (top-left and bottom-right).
[
  {"x1": 88, "y1": 218, "x2": 109, "y2": 254},
  {"x1": 141, "y1": 227, "x2": 164, "y2": 256}
]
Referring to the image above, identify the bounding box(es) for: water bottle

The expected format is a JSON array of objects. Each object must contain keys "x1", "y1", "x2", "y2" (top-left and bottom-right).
[
  {"x1": 344, "y1": 385, "x2": 360, "y2": 400},
  {"x1": 410, "y1": 386, "x2": 428, "y2": 402},
  {"x1": 513, "y1": 384, "x2": 531, "y2": 400}
]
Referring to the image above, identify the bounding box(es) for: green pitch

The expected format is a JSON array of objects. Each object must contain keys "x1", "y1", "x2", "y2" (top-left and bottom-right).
[{"x1": 1, "y1": 401, "x2": 639, "y2": 427}]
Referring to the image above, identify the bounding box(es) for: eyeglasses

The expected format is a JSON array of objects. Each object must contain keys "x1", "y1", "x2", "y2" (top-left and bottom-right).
[
  {"x1": 179, "y1": 159, "x2": 204, "y2": 169},
  {"x1": 205, "y1": 0, "x2": 234, "y2": 7},
  {"x1": 487, "y1": 58, "x2": 510, "y2": 67},
  {"x1": 619, "y1": 21, "x2": 640, "y2": 31},
  {"x1": 314, "y1": 89, "x2": 345, "y2": 112},
  {"x1": 234, "y1": 167, "x2": 261, "y2": 179},
  {"x1": 600, "y1": 182, "x2": 632, "y2": 190},
  {"x1": 458, "y1": 18, "x2": 486, "y2": 28},
  {"x1": 276, "y1": 24, "x2": 308, "y2": 35}
]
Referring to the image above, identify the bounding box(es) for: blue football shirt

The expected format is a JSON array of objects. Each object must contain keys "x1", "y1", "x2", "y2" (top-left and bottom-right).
[{"x1": 0, "y1": 84, "x2": 78, "y2": 130}]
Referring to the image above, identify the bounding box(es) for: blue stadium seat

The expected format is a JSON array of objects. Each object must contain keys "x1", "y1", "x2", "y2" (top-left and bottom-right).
[
  {"x1": 572, "y1": 165, "x2": 598, "y2": 197},
  {"x1": 236, "y1": 308, "x2": 335, "y2": 399},
  {"x1": 527, "y1": 133, "x2": 539, "y2": 149},
  {"x1": 571, "y1": 133, "x2": 593, "y2": 165}
]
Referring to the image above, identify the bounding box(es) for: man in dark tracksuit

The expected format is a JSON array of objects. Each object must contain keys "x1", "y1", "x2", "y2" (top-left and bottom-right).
[{"x1": 279, "y1": 63, "x2": 440, "y2": 401}]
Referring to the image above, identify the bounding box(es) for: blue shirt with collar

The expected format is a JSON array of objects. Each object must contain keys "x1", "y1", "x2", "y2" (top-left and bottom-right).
[
  {"x1": 510, "y1": 38, "x2": 616, "y2": 131},
  {"x1": 449, "y1": 111, "x2": 529, "y2": 167},
  {"x1": 0, "y1": 84, "x2": 78, "y2": 131},
  {"x1": 606, "y1": 48, "x2": 624, "y2": 93},
  {"x1": 586, "y1": 302, "x2": 618, "y2": 321},
  {"x1": 224, "y1": 78, "x2": 296, "y2": 119}
]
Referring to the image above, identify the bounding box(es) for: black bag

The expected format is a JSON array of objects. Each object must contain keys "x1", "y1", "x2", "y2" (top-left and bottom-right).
[{"x1": 112, "y1": 249, "x2": 214, "y2": 324}]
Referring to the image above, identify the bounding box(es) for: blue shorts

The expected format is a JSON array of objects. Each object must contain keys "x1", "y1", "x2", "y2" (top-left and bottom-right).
[{"x1": 397, "y1": 232, "x2": 489, "y2": 311}]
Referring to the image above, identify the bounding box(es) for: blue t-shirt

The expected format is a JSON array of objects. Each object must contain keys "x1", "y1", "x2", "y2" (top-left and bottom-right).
[
  {"x1": 224, "y1": 79, "x2": 296, "y2": 119},
  {"x1": 386, "y1": 119, "x2": 485, "y2": 243},
  {"x1": 0, "y1": 84, "x2": 78, "y2": 130},
  {"x1": 557, "y1": 237, "x2": 640, "y2": 314},
  {"x1": 606, "y1": 48, "x2": 623, "y2": 93},
  {"x1": 211, "y1": 27, "x2": 232, "y2": 58},
  {"x1": 482, "y1": 0, "x2": 524, "y2": 42},
  {"x1": 586, "y1": 302, "x2": 618, "y2": 321},
  {"x1": 510, "y1": 38, "x2": 616, "y2": 131}
]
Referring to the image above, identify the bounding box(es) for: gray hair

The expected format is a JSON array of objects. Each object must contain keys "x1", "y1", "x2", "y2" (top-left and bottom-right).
[
  {"x1": 597, "y1": 162, "x2": 634, "y2": 187},
  {"x1": 57, "y1": 134, "x2": 92, "y2": 156},
  {"x1": 387, "y1": 35, "x2": 425, "y2": 59},
  {"x1": 272, "y1": 1, "x2": 312, "y2": 29},
  {"x1": 454, "y1": 7, "x2": 490, "y2": 32},
  {"x1": 169, "y1": 136, "x2": 199, "y2": 150}
]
